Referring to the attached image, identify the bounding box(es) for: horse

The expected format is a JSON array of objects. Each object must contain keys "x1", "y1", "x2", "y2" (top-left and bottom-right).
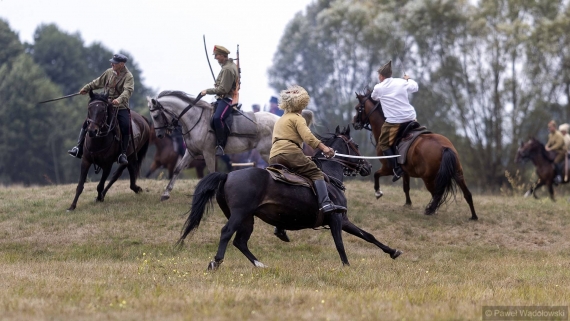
[
  {"x1": 68, "y1": 90, "x2": 150, "y2": 211},
  {"x1": 515, "y1": 138, "x2": 568, "y2": 200},
  {"x1": 177, "y1": 126, "x2": 402, "y2": 270},
  {"x1": 145, "y1": 126, "x2": 207, "y2": 179},
  {"x1": 352, "y1": 90, "x2": 477, "y2": 220},
  {"x1": 147, "y1": 90, "x2": 281, "y2": 201}
]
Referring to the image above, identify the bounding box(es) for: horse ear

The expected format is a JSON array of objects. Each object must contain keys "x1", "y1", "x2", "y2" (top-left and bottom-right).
[
  {"x1": 344, "y1": 125, "x2": 350, "y2": 136},
  {"x1": 335, "y1": 125, "x2": 340, "y2": 134},
  {"x1": 151, "y1": 98, "x2": 157, "y2": 106},
  {"x1": 89, "y1": 89, "x2": 94, "y2": 99}
]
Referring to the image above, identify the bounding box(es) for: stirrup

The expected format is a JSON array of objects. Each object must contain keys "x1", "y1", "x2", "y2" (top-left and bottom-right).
[
  {"x1": 118, "y1": 154, "x2": 128, "y2": 165},
  {"x1": 554, "y1": 175, "x2": 562, "y2": 185},
  {"x1": 320, "y1": 203, "x2": 347, "y2": 214},
  {"x1": 392, "y1": 168, "x2": 403, "y2": 182},
  {"x1": 68, "y1": 146, "x2": 82, "y2": 158},
  {"x1": 215, "y1": 145, "x2": 225, "y2": 156}
]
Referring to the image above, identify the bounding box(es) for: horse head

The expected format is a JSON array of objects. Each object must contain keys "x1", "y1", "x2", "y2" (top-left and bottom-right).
[
  {"x1": 147, "y1": 96, "x2": 176, "y2": 139},
  {"x1": 318, "y1": 125, "x2": 372, "y2": 177},
  {"x1": 515, "y1": 138, "x2": 544, "y2": 163},
  {"x1": 86, "y1": 90, "x2": 111, "y2": 138},
  {"x1": 352, "y1": 90, "x2": 383, "y2": 131}
]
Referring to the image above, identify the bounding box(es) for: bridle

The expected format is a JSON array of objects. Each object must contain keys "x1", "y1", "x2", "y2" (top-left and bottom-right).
[
  {"x1": 149, "y1": 99, "x2": 204, "y2": 135},
  {"x1": 353, "y1": 93, "x2": 381, "y2": 131},
  {"x1": 87, "y1": 99, "x2": 116, "y2": 137},
  {"x1": 314, "y1": 134, "x2": 370, "y2": 177}
]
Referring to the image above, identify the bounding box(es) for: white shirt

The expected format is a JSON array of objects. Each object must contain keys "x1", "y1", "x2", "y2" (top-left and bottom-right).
[{"x1": 370, "y1": 77, "x2": 419, "y2": 123}]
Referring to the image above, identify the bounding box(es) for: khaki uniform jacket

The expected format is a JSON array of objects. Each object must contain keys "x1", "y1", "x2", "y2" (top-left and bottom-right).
[
  {"x1": 80, "y1": 67, "x2": 134, "y2": 110},
  {"x1": 206, "y1": 59, "x2": 238, "y2": 99},
  {"x1": 270, "y1": 112, "x2": 321, "y2": 159},
  {"x1": 547, "y1": 130, "x2": 567, "y2": 163}
]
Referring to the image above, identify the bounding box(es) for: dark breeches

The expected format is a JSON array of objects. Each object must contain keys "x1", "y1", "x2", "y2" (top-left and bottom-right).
[{"x1": 117, "y1": 109, "x2": 130, "y2": 136}]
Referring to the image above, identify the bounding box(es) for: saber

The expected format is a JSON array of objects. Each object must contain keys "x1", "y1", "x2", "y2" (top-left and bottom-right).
[
  {"x1": 38, "y1": 93, "x2": 81, "y2": 104},
  {"x1": 203, "y1": 35, "x2": 216, "y2": 83},
  {"x1": 333, "y1": 151, "x2": 400, "y2": 159}
]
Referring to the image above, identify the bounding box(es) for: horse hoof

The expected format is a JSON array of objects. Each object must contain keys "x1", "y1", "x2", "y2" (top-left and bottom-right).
[
  {"x1": 375, "y1": 191, "x2": 383, "y2": 199},
  {"x1": 470, "y1": 217, "x2": 478, "y2": 221},
  {"x1": 66, "y1": 207, "x2": 75, "y2": 212},
  {"x1": 523, "y1": 191, "x2": 531, "y2": 198},
  {"x1": 133, "y1": 186, "x2": 143, "y2": 194},
  {"x1": 254, "y1": 260, "x2": 268, "y2": 268},
  {"x1": 95, "y1": 197, "x2": 104, "y2": 203},
  {"x1": 391, "y1": 250, "x2": 402, "y2": 259},
  {"x1": 160, "y1": 195, "x2": 170, "y2": 202},
  {"x1": 207, "y1": 260, "x2": 222, "y2": 271},
  {"x1": 424, "y1": 211, "x2": 434, "y2": 216}
]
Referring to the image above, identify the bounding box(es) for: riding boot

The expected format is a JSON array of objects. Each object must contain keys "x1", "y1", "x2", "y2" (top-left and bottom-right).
[
  {"x1": 68, "y1": 127, "x2": 86, "y2": 159},
  {"x1": 554, "y1": 163, "x2": 562, "y2": 185},
  {"x1": 382, "y1": 149, "x2": 403, "y2": 182},
  {"x1": 214, "y1": 128, "x2": 226, "y2": 156},
  {"x1": 118, "y1": 134, "x2": 129, "y2": 165},
  {"x1": 314, "y1": 179, "x2": 346, "y2": 215},
  {"x1": 273, "y1": 227, "x2": 290, "y2": 242}
]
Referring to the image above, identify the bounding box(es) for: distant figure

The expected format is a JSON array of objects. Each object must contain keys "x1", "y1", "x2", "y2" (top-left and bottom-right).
[
  {"x1": 545, "y1": 120, "x2": 567, "y2": 184},
  {"x1": 252, "y1": 104, "x2": 260, "y2": 113},
  {"x1": 559, "y1": 123, "x2": 570, "y2": 150},
  {"x1": 268, "y1": 96, "x2": 283, "y2": 116}
]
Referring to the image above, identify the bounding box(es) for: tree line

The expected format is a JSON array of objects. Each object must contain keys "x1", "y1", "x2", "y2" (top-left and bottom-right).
[
  {"x1": 0, "y1": 20, "x2": 153, "y2": 185},
  {"x1": 269, "y1": 0, "x2": 570, "y2": 190}
]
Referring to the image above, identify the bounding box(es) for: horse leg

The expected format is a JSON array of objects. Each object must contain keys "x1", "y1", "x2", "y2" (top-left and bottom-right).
[
  {"x1": 342, "y1": 219, "x2": 402, "y2": 259},
  {"x1": 232, "y1": 215, "x2": 266, "y2": 268},
  {"x1": 548, "y1": 183, "x2": 556, "y2": 201},
  {"x1": 96, "y1": 166, "x2": 113, "y2": 202},
  {"x1": 100, "y1": 164, "x2": 127, "y2": 200},
  {"x1": 161, "y1": 151, "x2": 191, "y2": 201},
  {"x1": 455, "y1": 173, "x2": 478, "y2": 220},
  {"x1": 532, "y1": 181, "x2": 544, "y2": 199},
  {"x1": 208, "y1": 213, "x2": 244, "y2": 271},
  {"x1": 422, "y1": 179, "x2": 439, "y2": 215},
  {"x1": 329, "y1": 212, "x2": 350, "y2": 266},
  {"x1": 373, "y1": 169, "x2": 383, "y2": 199},
  {"x1": 68, "y1": 160, "x2": 91, "y2": 211},
  {"x1": 145, "y1": 160, "x2": 159, "y2": 178},
  {"x1": 127, "y1": 163, "x2": 143, "y2": 193},
  {"x1": 402, "y1": 174, "x2": 412, "y2": 206}
]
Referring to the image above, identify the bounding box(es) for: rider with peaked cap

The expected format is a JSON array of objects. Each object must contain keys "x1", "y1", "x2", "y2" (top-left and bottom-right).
[
  {"x1": 69, "y1": 53, "x2": 134, "y2": 165},
  {"x1": 370, "y1": 60, "x2": 419, "y2": 182},
  {"x1": 269, "y1": 85, "x2": 346, "y2": 242},
  {"x1": 200, "y1": 45, "x2": 239, "y2": 156}
]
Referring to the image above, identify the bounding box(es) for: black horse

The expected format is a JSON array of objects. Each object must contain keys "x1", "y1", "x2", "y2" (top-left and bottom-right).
[
  {"x1": 177, "y1": 126, "x2": 402, "y2": 270},
  {"x1": 68, "y1": 90, "x2": 150, "y2": 211}
]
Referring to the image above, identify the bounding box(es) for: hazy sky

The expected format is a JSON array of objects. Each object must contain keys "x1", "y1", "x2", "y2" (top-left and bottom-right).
[{"x1": 0, "y1": 0, "x2": 314, "y2": 111}]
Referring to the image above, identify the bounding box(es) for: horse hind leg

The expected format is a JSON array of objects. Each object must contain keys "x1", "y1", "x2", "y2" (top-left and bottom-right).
[
  {"x1": 101, "y1": 164, "x2": 127, "y2": 199},
  {"x1": 208, "y1": 212, "x2": 245, "y2": 271},
  {"x1": 342, "y1": 218, "x2": 402, "y2": 259},
  {"x1": 330, "y1": 212, "x2": 350, "y2": 266},
  {"x1": 454, "y1": 173, "x2": 478, "y2": 220},
  {"x1": 232, "y1": 215, "x2": 266, "y2": 268},
  {"x1": 402, "y1": 174, "x2": 412, "y2": 206},
  {"x1": 96, "y1": 166, "x2": 114, "y2": 202},
  {"x1": 161, "y1": 151, "x2": 191, "y2": 201},
  {"x1": 127, "y1": 163, "x2": 143, "y2": 193}
]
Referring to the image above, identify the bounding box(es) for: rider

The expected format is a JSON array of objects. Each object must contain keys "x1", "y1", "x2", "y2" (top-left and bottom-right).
[
  {"x1": 69, "y1": 53, "x2": 134, "y2": 165},
  {"x1": 269, "y1": 85, "x2": 346, "y2": 241},
  {"x1": 370, "y1": 60, "x2": 419, "y2": 182},
  {"x1": 559, "y1": 123, "x2": 570, "y2": 151},
  {"x1": 200, "y1": 45, "x2": 239, "y2": 156},
  {"x1": 545, "y1": 120, "x2": 567, "y2": 184}
]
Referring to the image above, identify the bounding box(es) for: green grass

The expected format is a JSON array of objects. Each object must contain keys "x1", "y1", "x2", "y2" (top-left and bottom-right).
[{"x1": 0, "y1": 178, "x2": 569, "y2": 320}]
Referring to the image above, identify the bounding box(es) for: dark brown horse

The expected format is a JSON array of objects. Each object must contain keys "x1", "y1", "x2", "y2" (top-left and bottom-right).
[
  {"x1": 146, "y1": 126, "x2": 206, "y2": 179},
  {"x1": 68, "y1": 91, "x2": 150, "y2": 211},
  {"x1": 515, "y1": 138, "x2": 568, "y2": 200},
  {"x1": 352, "y1": 91, "x2": 477, "y2": 220},
  {"x1": 177, "y1": 126, "x2": 402, "y2": 270}
]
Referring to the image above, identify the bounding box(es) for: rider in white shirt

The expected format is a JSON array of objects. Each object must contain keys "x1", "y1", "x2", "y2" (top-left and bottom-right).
[{"x1": 370, "y1": 60, "x2": 419, "y2": 182}]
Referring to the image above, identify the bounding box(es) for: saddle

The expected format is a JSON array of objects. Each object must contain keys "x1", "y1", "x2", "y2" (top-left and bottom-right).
[
  {"x1": 209, "y1": 103, "x2": 258, "y2": 137},
  {"x1": 266, "y1": 164, "x2": 315, "y2": 193},
  {"x1": 393, "y1": 121, "x2": 431, "y2": 165}
]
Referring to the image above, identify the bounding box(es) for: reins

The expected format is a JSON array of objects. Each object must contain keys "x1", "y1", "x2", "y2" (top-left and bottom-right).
[
  {"x1": 313, "y1": 134, "x2": 368, "y2": 177},
  {"x1": 87, "y1": 99, "x2": 118, "y2": 138}
]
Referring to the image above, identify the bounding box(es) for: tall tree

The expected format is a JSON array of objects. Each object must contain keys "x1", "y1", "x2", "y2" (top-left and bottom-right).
[{"x1": 0, "y1": 19, "x2": 24, "y2": 66}]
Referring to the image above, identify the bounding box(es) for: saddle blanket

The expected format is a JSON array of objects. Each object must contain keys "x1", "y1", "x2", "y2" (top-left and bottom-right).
[{"x1": 396, "y1": 128, "x2": 431, "y2": 165}]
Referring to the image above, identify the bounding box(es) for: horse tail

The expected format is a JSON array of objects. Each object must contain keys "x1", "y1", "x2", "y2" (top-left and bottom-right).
[
  {"x1": 177, "y1": 172, "x2": 228, "y2": 245},
  {"x1": 428, "y1": 147, "x2": 458, "y2": 212},
  {"x1": 133, "y1": 115, "x2": 151, "y2": 177}
]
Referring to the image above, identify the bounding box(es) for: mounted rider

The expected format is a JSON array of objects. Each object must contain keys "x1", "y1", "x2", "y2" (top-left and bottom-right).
[
  {"x1": 559, "y1": 123, "x2": 570, "y2": 151},
  {"x1": 269, "y1": 85, "x2": 346, "y2": 241},
  {"x1": 69, "y1": 53, "x2": 134, "y2": 165},
  {"x1": 200, "y1": 45, "x2": 239, "y2": 156},
  {"x1": 546, "y1": 120, "x2": 567, "y2": 184},
  {"x1": 371, "y1": 60, "x2": 419, "y2": 182}
]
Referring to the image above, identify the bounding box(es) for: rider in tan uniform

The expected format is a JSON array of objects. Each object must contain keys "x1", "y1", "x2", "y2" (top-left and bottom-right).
[{"x1": 546, "y1": 120, "x2": 567, "y2": 184}]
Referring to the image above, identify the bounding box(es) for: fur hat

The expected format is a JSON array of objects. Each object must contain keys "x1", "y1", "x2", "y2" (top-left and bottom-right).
[
  {"x1": 378, "y1": 60, "x2": 392, "y2": 77},
  {"x1": 278, "y1": 85, "x2": 310, "y2": 113},
  {"x1": 559, "y1": 123, "x2": 570, "y2": 132}
]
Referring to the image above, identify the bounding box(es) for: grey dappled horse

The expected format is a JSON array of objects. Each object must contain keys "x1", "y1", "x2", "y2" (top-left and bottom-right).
[{"x1": 147, "y1": 91, "x2": 280, "y2": 201}]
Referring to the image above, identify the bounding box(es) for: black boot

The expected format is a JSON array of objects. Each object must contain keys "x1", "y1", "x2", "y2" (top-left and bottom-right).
[
  {"x1": 273, "y1": 227, "x2": 290, "y2": 242},
  {"x1": 118, "y1": 135, "x2": 129, "y2": 165},
  {"x1": 314, "y1": 179, "x2": 346, "y2": 215},
  {"x1": 382, "y1": 149, "x2": 403, "y2": 182},
  {"x1": 554, "y1": 163, "x2": 562, "y2": 185},
  {"x1": 68, "y1": 127, "x2": 86, "y2": 159}
]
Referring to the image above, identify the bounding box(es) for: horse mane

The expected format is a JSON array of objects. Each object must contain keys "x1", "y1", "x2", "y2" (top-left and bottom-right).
[
  {"x1": 157, "y1": 90, "x2": 212, "y2": 109},
  {"x1": 529, "y1": 138, "x2": 550, "y2": 160},
  {"x1": 89, "y1": 91, "x2": 109, "y2": 103}
]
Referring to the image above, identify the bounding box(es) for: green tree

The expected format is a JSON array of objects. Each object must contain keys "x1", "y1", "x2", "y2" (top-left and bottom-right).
[{"x1": 0, "y1": 19, "x2": 24, "y2": 66}]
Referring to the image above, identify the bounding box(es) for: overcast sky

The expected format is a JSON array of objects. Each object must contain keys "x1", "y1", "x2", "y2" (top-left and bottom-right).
[{"x1": 0, "y1": 0, "x2": 313, "y2": 111}]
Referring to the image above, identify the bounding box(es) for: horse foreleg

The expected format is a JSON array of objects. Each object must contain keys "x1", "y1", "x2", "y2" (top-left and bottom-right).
[
  {"x1": 209, "y1": 213, "x2": 244, "y2": 271},
  {"x1": 232, "y1": 215, "x2": 265, "y2": 267},
  {"x1": 96, "y1": 166, "x2": 114, "y2": 202},
  {"x1": 455, "y1": 173, "x2": 478, "y2": 220},
  {"x1": 548, "y1": 183, "x2": 556, "y2": 201},
  {"x1": 329, "y1": 212, "x2": 349, "y2": 266},
  {"x1": 127, "y1": 163, "x2": 143, "y2": 194},
  {"x1": 341, "y1": 218, "x2": 402, "y2": 259},
  {"x1": 161, "y1": 151, "x2": 192, "y2": 201},
  {"x1": 145, "y1": 161, "x2": 160, "y2": 178},
  {"x1": 68, "y1": 160, "x2": 91, "y2": 211},
  {"x1": 373, "y1": 169, "x2": 383, "y2": 199},
  {"x1": 532, "y1": 181, "x2": 544, "y2": 199},
  {"x1": 402, "y1": 174, "x2": 412, "y2": 206}
]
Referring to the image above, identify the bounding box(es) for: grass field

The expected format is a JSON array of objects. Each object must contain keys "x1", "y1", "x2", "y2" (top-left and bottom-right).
[{"x1": 1, "y1": 178, "x2": 569, "y2": 320}]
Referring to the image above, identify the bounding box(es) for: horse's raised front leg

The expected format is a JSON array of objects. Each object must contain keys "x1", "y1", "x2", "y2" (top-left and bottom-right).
[
  {"x1": 402, "y1": 174, "x2": 412, "y2": 206},
  {"x1": 68, "y1": 160, "x2": 91, "y2": 211},
  {"x1": 102, "y1": 164, "x2": 128, "y2": 199},
  {"x1": 96, "y1": 166, "x2": 113, "y2": 202},
  {"x1": 374, "y1": 169, "x2": 383, "y2": 199},
  {"x1": 329, "y1": 212, "x2": 349, "y2": 266},
  {"x1": 341, "y1": 217, "x2": 402, "y2": 259},
  {"x1": 161, "y1": 150, "x2": 192, "y2": 201}
]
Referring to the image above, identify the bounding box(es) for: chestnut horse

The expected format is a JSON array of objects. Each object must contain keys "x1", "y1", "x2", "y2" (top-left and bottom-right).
[
  {"x1": 352, "y1": 91, "x2": 477, "y2": 220},
  {"x1": 515, "y1": 138, "x2": 568, "y2": 200}
]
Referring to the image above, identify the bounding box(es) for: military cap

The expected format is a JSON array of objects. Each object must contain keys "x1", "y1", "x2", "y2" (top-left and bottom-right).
[
  {"x1": 213, "y1": 45, "x2": 230, "y2": 56},
  {"x1": 109, "y1": 53, "x2": 128, "y2": 64},
  {"x1": 559, "y1": 123, "x2": 570, "y2": 132},
  {"x1": 378, "y1": 60, "x2": 392, "y2": 77}
]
